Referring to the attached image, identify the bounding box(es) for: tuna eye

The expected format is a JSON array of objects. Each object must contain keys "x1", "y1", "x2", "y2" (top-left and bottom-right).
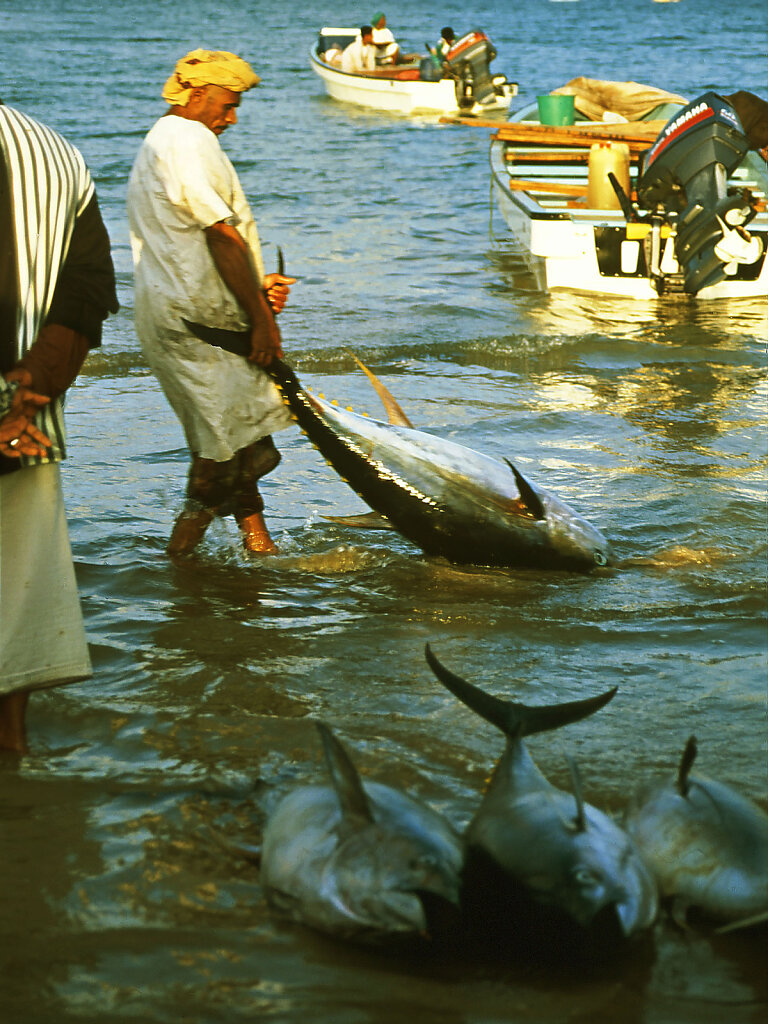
[
  {"x1": 594, "y1": 550, "x2": 607, "y2": 566},
  {"x1": 572, "y1": 867, "x2": 599, "y2": 887}
]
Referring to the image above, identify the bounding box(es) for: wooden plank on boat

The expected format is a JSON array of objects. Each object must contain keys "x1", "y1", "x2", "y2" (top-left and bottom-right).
[
  {"x1": 440, "y1": 114, "x2": 667, "y2": 143},
  {"x1": 507, "y1": 178, "x2": 589, "y2": 196},
  {"x1": 492, "y1": 121, "x2": 667, "y2": 146},
  {"x1": 504, "y1": 150, "x2": 641, "y2": 164}
]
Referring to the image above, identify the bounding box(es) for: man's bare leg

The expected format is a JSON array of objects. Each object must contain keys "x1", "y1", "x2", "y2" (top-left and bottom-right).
[
  {"x1": 0, "y1": 691, "x2": 30, "y2": 754},
  {"x1": 167, "y1": 505, "x2": 215, "y2": 557},
  {"x1": 237, "y1": 511, "x2": 278, "y2": 553}
]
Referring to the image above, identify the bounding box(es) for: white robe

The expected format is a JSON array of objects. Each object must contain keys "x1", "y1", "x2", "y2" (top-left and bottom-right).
[
  {"x1": 0, "y1": 465, "x2": 91, "y2": 694},
  {"x1": 341, "y1": 37, "x2": 377, "y2": 73},
  {"x1": 127, "y1": 116, "x2": 291, "y2": 462}
]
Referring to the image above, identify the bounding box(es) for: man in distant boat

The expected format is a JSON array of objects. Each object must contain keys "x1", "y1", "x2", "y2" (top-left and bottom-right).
[
  {"x1": 127, "y1": 50, "x2": 296, "y2": 559},
  {"x1": 0, "y1": 101, "x2": 118, "y2": 753},
  {"x1": 370, "y1": 12, "x2": 400, "y2": 64},
  {"x1": 341, "y1": 26, "x2": 377, "y2": 74},
  {"x1": 435, "y1": 27, "x2": 456, "y2": 62}
]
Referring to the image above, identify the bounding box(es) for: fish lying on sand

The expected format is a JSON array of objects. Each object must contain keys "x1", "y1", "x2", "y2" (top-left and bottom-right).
[
  {"x1": 258, "y1": 722, "x2": 463, "y2": 944},
  {"x1": 624, "y1": 735, "x2": 768, "y2": 928},
  {"x1": 424, "y1": 645, "x2": 658, "y2": 945},
  {"x1": 182, "y1": 321, "x2": 612, "y2": 572}
]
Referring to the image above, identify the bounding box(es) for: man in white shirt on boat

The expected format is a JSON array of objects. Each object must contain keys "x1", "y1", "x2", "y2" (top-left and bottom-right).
[{"x1": 341, "y1": 26, "x2": 376, "y2": 73}]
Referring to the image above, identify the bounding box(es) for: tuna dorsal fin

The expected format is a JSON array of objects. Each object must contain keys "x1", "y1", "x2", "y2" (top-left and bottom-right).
[
  {"x1": 504, "y1": 460, "x2": 546, "y2": 521},
  {"x1": 316, "y1": 721, "x2": 374, "y2": 826},
  {"x1": 425, "y1": 645, "x2": 617, "y2": 740},
  {"x1": 350, "y1": 354, "x2": 415, "y2": 428},
  {"x1": 564, "y1": 754, "x2": 587, "y2": 832},
  {"x1": 677, "y1": 734, "x2": 698, "y2": 797}
]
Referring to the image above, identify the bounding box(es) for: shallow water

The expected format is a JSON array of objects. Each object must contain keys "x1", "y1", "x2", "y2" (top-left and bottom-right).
[{"x1": 1, "y1": 1, "x2": 767, "y2": 1021}]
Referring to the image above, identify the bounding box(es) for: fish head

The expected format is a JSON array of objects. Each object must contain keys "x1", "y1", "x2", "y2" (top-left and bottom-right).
[
  {"x1": 539, "y1": 492, "x2": 614, "y2": 571},
  {"x1": 536, "y1": 816, "x2": 658, "y2": 937},
  {"x1": 501, "y1": 462, "x2": 613, "y2": 570},
  {"x1": 326, "y1": 825, "x2": 461, "y2": 941}
]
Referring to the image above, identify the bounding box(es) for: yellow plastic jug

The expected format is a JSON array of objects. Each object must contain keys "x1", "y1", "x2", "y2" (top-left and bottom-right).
[{"x1": 587, "y1": 142, "x2": 631, "y2": 210}]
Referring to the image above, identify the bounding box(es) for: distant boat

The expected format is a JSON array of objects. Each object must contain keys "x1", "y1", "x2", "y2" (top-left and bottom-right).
[
  {"x1": 488, "y1": 84, "x2": 768, "y2": 300},
  {"x1": 310, "y1": 27, "x2": 517, "y2": 116}
]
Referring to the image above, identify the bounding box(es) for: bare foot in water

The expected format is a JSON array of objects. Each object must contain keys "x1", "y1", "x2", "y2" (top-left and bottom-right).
[
  {"x1": 238, "y1": 512, "x2": 279, "y2": 554},
  {"x1": 0, "y1": 692, "x2": 30, "y2": 754}
]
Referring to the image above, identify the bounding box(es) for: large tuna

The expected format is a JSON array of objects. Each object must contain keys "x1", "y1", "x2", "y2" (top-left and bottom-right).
[
  {"x1": 625, "y1": 735, "x2": 768, "y2": 928},
  {"x1": 259, "y1": 722, "x2": 463, "y2": 945},
  {"x1": 424, "y1": 645, "x2": 658, "y2": 948},
  {"x1": 182, "y1": 320, "x2": 612, "y2": 572}
]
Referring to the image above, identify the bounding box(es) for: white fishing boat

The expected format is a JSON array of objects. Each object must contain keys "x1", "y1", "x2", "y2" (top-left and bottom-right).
[
  {"x1": 310, "y1": 27, "x2": 516, "y2": 116},
  {"x1": 487, "y1": 80, "x2": 768, "y2": 299}
]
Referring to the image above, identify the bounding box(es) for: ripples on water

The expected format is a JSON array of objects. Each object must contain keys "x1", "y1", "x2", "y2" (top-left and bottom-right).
[{"x1": 1, "y1": 1, "x2": 767, "y2": 1022}]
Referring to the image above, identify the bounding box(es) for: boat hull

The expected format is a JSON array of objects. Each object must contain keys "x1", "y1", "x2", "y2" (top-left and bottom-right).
[
  {"x1": 489, "y1": 99, "x2": 768, "y2": 301},
  {"x1": 310, "y1": 41, "x2": 515, "y2": 116}
]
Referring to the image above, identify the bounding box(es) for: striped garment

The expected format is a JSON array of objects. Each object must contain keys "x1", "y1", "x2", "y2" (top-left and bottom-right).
[{"x1": 0, "y1": 104, "x2": 94, "y2": 466}]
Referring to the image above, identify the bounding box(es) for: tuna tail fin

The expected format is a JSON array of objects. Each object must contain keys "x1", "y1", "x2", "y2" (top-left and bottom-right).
[
  {"x1": 505, "y1": 460, "x2": 546, "y2": 521},
  {"x1": 424, "y1": 644, "x2": 617, "y2": 740},
  {"x1": 316, "y1": 721, "x2": 375, "y2": 828},
  {"x1": 676, "y1": 734, "x2": 698, "y2": 797},
  {"x1": 350, "y1": 354, "x2": 415, "y2": 428}
]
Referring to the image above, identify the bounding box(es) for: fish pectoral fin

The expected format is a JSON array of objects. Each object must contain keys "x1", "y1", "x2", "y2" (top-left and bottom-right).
[
  {"x1": 349, "y1": 353, "x2": 415, "y2": 428},
  {"x1": 206, "y1": 826, "x2": 262, "y2": 865},
  {"x1": 504, "y1": 460, "x2": 546, "y2": 520},
  {"x1": 670, "y1": 896, "x2": 692, "y2": 930},
  {"x1": 321, "y1": 511, "x2": 395, "y2": 530},
  {"x1": 715, "y1": 910, "x2": 768, "y2": 934}
]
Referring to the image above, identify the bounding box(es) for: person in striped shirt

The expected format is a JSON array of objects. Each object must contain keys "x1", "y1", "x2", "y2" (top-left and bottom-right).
[{"x1": 0, "y1": 101, "x2": 118, "y2": 753}]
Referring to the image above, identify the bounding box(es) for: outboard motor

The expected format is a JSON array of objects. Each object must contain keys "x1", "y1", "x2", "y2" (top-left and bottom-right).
[
  {"x1": 444, "y1": 31, "x2": 499, "y2": 107},
  {"x1": 637, "y1": 92, "x2": 763, "y2": 294}
]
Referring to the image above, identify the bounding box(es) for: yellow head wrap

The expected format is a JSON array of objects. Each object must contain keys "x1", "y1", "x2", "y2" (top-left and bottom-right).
[{"x1": 162, "y1": 49, "x2": 260, "y2": 106}]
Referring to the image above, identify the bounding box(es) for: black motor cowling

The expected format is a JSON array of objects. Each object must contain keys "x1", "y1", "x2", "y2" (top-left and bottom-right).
[
  {"x1": 444, "y1": 31, "x2": 499, "y2": 106},
  {"x1": 637, "y1": 92, "x2": 761, "y2": 294}
]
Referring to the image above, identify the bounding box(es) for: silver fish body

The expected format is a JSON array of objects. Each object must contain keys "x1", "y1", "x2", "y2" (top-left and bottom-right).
[
  {"x1": 625, "y1": 736, "x2": 768, "y2": 924},
  {"x1": 260, "y1": 723, "x2": 462, "y2": 944},
  {"x1": 466, "y1": 740, "x2": 658, "y2": 937},
  {"x1": 269, "y1": 359, "x2": 612, "y2": 572},
  {"x1": 425, "y1": 646, "x2": 658, "y2": 940}
]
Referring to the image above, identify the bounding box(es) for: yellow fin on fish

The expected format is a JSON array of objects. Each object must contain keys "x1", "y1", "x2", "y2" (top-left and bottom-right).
[{"x1": 349, "y1": 353, "x2": 415, "y2": 428}]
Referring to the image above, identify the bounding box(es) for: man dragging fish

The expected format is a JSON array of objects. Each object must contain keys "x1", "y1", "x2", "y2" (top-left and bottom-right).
[{"x1": 127, "y1": 49, "x2": 296, "y2": 557}]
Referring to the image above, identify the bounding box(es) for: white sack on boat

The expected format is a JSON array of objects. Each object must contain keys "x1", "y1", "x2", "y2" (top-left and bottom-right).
[{"x1": 552, "y1": 78, "x2": 688, "y2": 122}]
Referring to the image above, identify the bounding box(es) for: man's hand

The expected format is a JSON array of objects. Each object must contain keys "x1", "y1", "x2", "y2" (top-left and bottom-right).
[
  {"x1": 263, "y1": 272, "x2": 297, "y2": 315},
  {"x1": 248, "y1": 321, "x2": 283, "y2": 367},
  {"x1": 0, "y1": 379, "x2": 52, "y2": 457},
  {"x1": 205, "y1": 222, "x2": 287, "y2": 368}
]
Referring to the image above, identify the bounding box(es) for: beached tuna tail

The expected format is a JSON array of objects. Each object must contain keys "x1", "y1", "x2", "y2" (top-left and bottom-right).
[{"x1": 424, "y1": 644, "x2": 617, "y2": 737}]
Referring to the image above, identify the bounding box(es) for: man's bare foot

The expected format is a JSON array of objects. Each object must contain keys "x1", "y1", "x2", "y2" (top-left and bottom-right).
[
  {"x1": 0, "y1": 692, "x2": 30, "y2": 754},
  {"x1": 167, "y1": 507, "x2": 215, "y2": 557},
  {"x1": 237, "y1": 512, "x2": 279, "y2": 554}
]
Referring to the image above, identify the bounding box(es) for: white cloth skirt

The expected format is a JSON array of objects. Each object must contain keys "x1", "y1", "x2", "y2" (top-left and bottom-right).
[{"x1": 0, "y1": 463, "x2": 92, "y2": 694}]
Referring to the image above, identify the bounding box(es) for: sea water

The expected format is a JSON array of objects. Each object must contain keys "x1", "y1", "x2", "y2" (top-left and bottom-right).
[{"x1": 1, "y1": 1, "x2": 766, "y2": 1021}]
